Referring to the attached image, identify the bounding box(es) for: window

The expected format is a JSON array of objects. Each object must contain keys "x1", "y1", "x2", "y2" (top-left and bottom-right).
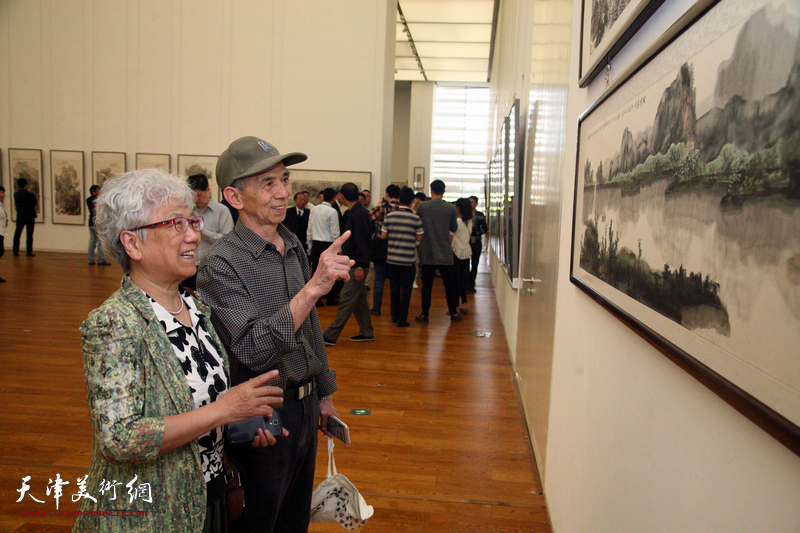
[{"x1": 431, "y1": 86, "x2": 491, "y2": 207}]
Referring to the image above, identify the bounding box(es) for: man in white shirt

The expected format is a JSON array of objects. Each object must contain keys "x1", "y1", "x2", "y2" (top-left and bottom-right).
[
  {"x1": 183, "y1": 173, "x2": 234, "y2": 291},
  {"x1": 307, "y1": 187, "x2": 340, "y2": 270},
  {"x1": 307, "y1": 187, "x2": 341, "y2": 305}
]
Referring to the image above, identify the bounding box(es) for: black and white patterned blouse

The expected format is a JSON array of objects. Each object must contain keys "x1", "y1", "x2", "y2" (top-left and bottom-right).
[{"x1": 148, "y1": 290, "x2": 228, "y2": 483}]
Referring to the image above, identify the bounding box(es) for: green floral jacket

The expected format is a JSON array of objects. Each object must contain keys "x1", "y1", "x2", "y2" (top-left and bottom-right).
[{"x1": 73, "y1": 276, "x2": 229, "y2": 533}]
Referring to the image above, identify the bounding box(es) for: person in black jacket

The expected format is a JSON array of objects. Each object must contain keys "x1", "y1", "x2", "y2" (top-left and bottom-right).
[
  {"x1": 13, "y1": 178, "x2": 38, "y2": 256},
  {"x1": 321, "y1": 182, "x2": 375, "y2": 345},
  {"x1": 86, "y1": 185, "x2": 110, "y2": 265},
  {"x1": 283, "y1": 191, "x2": 311, "y2": 251}
]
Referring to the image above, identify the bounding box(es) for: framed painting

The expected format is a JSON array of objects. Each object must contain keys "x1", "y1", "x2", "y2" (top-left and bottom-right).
[
  {"x1": 50, "y1": 150, "x2": 85, "y2": 225},
  {"x1": 571, "y1": 0, "x2": 800, "y2": 455},
  {"x1": 178, "y1": 154, "x2": 219, "y2": 200},
  {"x1": 578, "y1": 0, "x2": 665, "y2": 87},
  {"x1": 488, "y1": 100, "x2": 524, "y2": 287},
  {"x1": 413, "y1": 166, "x2": 425, "y2": 189},
  {"x1": 288, "y1": 169, "x2": 371, "y2": 207},
  {"x1": 488, "y1": 122, "x2": 508, "y2": 280},
  {"x1": 92, "y1": 151, "x2": 126, "y2": 189},
  {"x1": 136, "y1": 152, "x2": 171, "y2": 172},
  {"x1": 8, "y1": 148, "x2": 44, "y2": 223}
]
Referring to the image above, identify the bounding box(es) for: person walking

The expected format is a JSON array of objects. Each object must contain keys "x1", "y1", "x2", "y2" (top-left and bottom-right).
[
  {"x1": 468, "y1": 195, "x2": 487, "y2": 291},
  {"x1": 0, "y1": 186, "x2": 7, "y2": 282},
  {"x1": 12, "y1": 178, "x2": 37, "y2": 257},
  {"x1": 381, "y1": 187, "x2": 423, "y2": 327},
  {"x1": 322, "y1": 182, "x2": 375, "y2": 345},
  {"x1": 415, "y1": 180, "x2": 460, "y2": 323}
]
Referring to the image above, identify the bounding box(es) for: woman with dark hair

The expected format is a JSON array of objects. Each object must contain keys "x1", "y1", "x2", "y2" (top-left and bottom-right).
[{"x1": 452, "y1": 198, "x2": 473, "y2": 315}]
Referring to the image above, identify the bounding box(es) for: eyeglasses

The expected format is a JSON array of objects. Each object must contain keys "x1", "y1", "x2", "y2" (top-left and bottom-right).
[{"x1": 132, "y1": 216, "x2": 204, "y2": 233}]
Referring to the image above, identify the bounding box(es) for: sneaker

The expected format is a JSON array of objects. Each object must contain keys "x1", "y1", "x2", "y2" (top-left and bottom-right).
[
  {"x1": 450, "y1": 313, "x2": 463, "y2": 323},
  {"x1": 26, "y1": 253, "x2": 35, "y2": 257},
  {"x1": 0, "y1": 277, "x2": 6, "y2": 283},
  {"x1": 414, "y1": 314, "x2": 428, "y2": 323},
  {"x1": 396, "y1": 320, "x2": 410, "y2": 327},
  {"x1": 97, "y1": 261, "x2": 111, "y2": 266},
  {"x1": 323, "y1": 336, "x2": 336, "y2": 346},
  {"x1": 459, "y1": 306, "x2": 469, "y2": 315},
  {"x1": 350, "y1": 334, "x2": 375, "y2": 342},
  {"x1": 369, "y1": 309, "x2": 381, "y2": 316},
  {"x1": 88, "y1": 262, "x2": 95, "y2": 265}
]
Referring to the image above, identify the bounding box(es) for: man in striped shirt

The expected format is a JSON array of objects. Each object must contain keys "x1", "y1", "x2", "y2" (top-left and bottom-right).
[{"x1": 381, "y1": 187, "x2": 423, "y2": 327}]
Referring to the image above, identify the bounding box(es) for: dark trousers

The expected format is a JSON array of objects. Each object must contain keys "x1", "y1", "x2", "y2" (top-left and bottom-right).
[
  {"x1": 309, "y1": 240, "x2": 332, "y2": 275},
  {"x1": 469, "y1": 241, "x2": 482, "y2": 289},
  {"x1": 323, "y1": 266, "x2": 374, "y2": 342},
  {"x1": 454, "y1": 256, "x2": 470, "y2": 305},
  {"x1": 310, "y1": 240, "x2": 341, "y2": 304},
  {"x1": 226, "y1": 393, "x2": 319, "y2": 533},
  {"x1": 0, "y1": 236, "x2": 4, "y2": 260},
  {"x1": 13, "y1": 218, "x2": 34, "y2": 255},
  {"x1": 420, "y1": 264, "x2": 459, "y2": 317},
  {"x1": 371, "y1": 261, "x2": 388, "y2": 312},
  {"x1": 388, "y1": 263, "x2": 415, "y2": 322}
]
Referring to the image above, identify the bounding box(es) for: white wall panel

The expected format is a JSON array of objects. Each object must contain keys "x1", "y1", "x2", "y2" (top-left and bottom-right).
[
  {"x1": 279, "y1": 1, "x2": 382, "y2": 172},
  {"x1": 0, "y1": 0, "x2": 393, "y2": 252},
  {"x1": 134, "y1": 0, "x2": 174, "y2": 153},
  {"x1": 176, "y1": 0, "x2": 224, "y2": 151},
  {"x1": 49, "y1": 2, "x2": 86, "y2": 149},
  {"x1": 7, "y1": 1, "x2": 45, "y2": 147},
  {"x1": 225, "y1": 1, "x2": 279, "y2": 142},
  {"x1": 91, "y1": 1, "x2": 127, "y2": 150}
]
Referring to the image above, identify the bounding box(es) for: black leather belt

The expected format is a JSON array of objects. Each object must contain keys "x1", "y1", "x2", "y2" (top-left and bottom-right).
[{"x1": 283, "y1": 380, "x2": 315, "y2": 400}]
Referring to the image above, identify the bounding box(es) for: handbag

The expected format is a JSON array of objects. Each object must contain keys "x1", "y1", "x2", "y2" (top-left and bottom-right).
[
  {"x1": 223, "y1": 454, "x2": 245, "y2": 522},
  {"x1": 310, "y1": 437, "x2": 374, "y2": 530}
]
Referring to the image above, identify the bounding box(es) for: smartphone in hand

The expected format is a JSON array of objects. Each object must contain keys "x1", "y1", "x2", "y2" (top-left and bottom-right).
[
  {"x1": 227, "y1": 411, "x2": 283, "y2": 444},
  {"x1": 326, "y1": 414, "x2": 351, "y2": 445}
]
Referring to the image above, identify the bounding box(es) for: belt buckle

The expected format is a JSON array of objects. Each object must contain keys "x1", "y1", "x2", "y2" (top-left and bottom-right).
[{"x1": 298, "y1": 381, "x2": 313, "y2": 400}]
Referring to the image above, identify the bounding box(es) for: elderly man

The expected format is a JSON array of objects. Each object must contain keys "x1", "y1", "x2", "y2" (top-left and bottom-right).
[{"x1": 198, "y1": 136, "x2": 352, "y2": 533}]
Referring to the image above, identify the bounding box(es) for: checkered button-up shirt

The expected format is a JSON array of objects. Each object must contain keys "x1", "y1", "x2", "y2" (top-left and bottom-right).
[
  {"x1": 197, "y1": 221, "x2": 337, "y2": 396},
  {"x1": 369, "y1": 198, "x2": 399, "y2": 234}
]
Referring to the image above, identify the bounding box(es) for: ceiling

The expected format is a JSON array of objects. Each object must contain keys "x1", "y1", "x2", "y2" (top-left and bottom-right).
[{"x1": 395, "y1": 0, "x2": 499, "y2": 83}]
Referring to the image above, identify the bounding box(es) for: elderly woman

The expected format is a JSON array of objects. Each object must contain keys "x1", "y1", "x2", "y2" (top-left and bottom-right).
[{"x1": 73, "y1": 169, "x2": 285, "y2": 533}]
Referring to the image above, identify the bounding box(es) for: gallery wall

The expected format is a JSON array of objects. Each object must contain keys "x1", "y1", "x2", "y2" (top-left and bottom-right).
[
  {"x1": 487, "y1": 0, "x2": 800, "y2": 531},
  {"x1": 0, "y1": 0, "x2": 394, "y2": 253}
]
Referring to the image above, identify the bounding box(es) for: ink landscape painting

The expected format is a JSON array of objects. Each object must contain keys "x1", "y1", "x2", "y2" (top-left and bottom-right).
[{"x1": 573, "y1": 0, "x2": 800, "y2": 427}]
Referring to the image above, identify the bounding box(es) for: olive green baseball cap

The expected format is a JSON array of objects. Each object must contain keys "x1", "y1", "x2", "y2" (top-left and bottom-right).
[{"x1": 216, "y1": 136, "x2": 307, "y2": 189}]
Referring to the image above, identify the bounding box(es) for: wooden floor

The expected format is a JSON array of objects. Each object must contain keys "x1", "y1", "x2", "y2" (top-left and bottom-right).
[{"x1": 0, "y1": 252, "x2": 550, "y2": 533}]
